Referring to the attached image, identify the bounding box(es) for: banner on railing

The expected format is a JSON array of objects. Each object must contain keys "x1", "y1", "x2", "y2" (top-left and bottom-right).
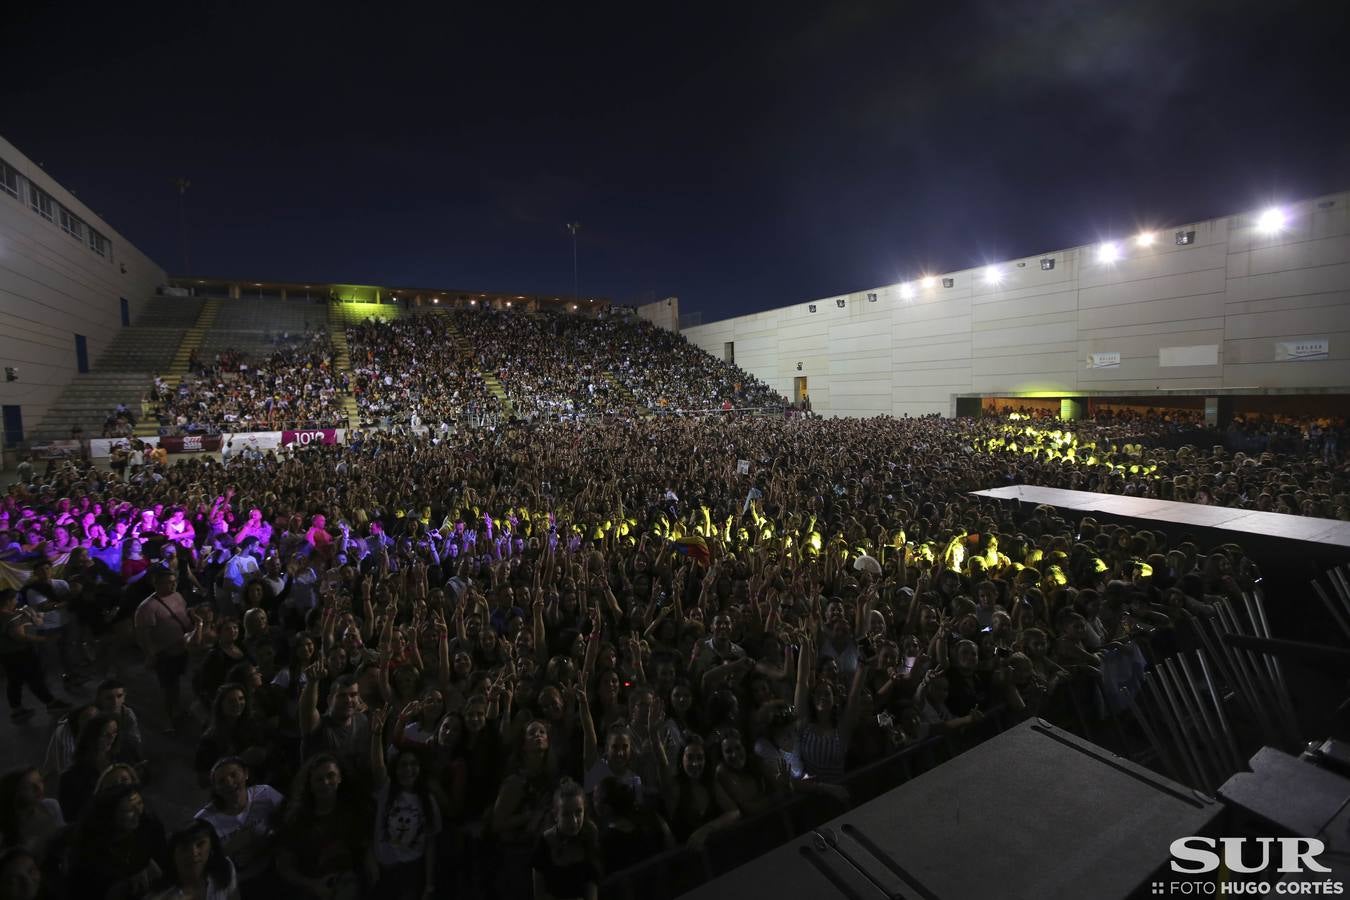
[
  {"x1": 88, "y1": 436, "x2": 158, "y2": 457},
  {"x1": 281, "y1": 428, "x2": 344, "y2": 446},
  {"x1": 29, "y1": 440, "x2": 84, "y2": 460},
  {"x1": 222, "y1": 432, "x2": 282, "y2": 452},
  {"x1": 160, "y1": 434, "x2": 223, "y2": 453}
]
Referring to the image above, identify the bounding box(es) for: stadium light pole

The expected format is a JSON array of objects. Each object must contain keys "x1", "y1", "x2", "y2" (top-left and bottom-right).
[
  {"x1": 566, "y1": 222, "x2": 581, "y2": 304},
  {"x1": 175, "y1": 177, "x2": 191, "y2": 274}
]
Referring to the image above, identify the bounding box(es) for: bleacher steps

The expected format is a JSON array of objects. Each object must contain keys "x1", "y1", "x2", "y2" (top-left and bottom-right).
[
  {"x1": 602, "y1": 371, "x2": 653, "y2": 417},
  {"x1": 167, "y1": 299, "x2": 220, "y2": 380}
]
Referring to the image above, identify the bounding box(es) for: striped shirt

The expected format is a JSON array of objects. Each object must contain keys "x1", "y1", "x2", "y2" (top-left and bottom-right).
[{"x1": 796, "y1": 725, "x2": 847, "y2": 782}]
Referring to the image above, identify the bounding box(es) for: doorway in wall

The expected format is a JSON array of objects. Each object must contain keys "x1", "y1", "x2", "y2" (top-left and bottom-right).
[
  {"x1": 2, "y1": 406, "x2": 21, "y2": 447},
  {"x1": 793, "y1": 376, "x2": 809, "y2": 405},
  {"x1": 120, "y1": 297, "x2": 130, "y2": 326},
  {"x1": 723, "y1": 342, "x2": 735, "y2": 363},
  {"x1": 955, "y1": 396, "x2": 982, "y2": 418},
  {"x1": 75, "y1": 334, "x2": 89, "y2": 373}
]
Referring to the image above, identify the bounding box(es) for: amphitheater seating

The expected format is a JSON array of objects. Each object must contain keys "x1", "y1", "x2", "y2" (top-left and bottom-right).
[
  {"x1": 136, "y1": 295, "x2": 206, "y2": 328},
  {"x1": 28, "y1": 298, "x2": 209, "y2": 440},
  {"x1": 29, "y1": 372, "x2": 152, "y2": 441},
  {"x1": 32, "y1": 296, "x2": 788, "y2": 439}
]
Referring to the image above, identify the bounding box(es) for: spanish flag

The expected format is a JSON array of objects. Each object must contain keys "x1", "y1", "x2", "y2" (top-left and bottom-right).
[{"x1": 671, "y1": 534, "x2": 711, "y2": 567}]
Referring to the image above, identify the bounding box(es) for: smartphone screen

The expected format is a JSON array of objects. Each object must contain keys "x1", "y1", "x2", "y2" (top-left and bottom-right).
[{"x1": 901, "y1": 656, "x2": 917, "y2": 676}]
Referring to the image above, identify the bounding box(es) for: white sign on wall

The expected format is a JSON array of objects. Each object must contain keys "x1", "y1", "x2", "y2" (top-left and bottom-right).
[
  {"x1": 1159, "y1": 345, "x2": 1219, "y2": 367},
  {"x1": 1275, "y1": 339, "x2": 1329, "y2": 361},
  {"x1": 1087, "y1": 352, "x2": 1120, "y2": 369}
]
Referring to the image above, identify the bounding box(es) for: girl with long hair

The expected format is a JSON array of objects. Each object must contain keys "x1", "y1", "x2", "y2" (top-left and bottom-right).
[
  {"x1": 66, "y1": 784, "x2": 168, "y2": 900},
  {"x1": 194, "y1": 685, "x2": 268, "y2": 787},
  {"x1": 660, "y1": 735, "x2": 737, "y2": 846},
  {"x1": 57, "y1": 712, "x2": 119, "y2": 821},
  {"x1": 194, "y1": 619, "x2": 250, "y2": 710},
  {"x1": 369, "y1": 709, "x2": 442, "y2": 900},
  {"x1": 491, "y1": 719, "x2": 558, "y2": 847},
  {"x1": 146, "y1": 820, "x2": 237, "y2": 900},
  {"x1": 0, "y1": 768, "x2": 63, "y2": 862}
]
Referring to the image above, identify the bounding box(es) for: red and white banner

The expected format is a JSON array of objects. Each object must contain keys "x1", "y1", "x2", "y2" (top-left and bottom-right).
[
  {"x1": 281, "y1": 428, "x2": 343, "y2": 447},
  {"x1": 160, "y1": 434, "x2": 223, "y2": 453}
]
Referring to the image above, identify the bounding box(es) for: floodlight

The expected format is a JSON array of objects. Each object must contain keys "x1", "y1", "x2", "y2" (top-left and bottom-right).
[
  {"x1": 1097, "y1": 242, "x2": 1120, "y2": 264},
  {"x1": 808, "y1": 304, "x2": 817, "y2": 313},
  {"x1": 835, "y1": 298, "x2": 846, "y2": 308},
  {"x1": 1135, "y1": 231, "x2": 1155, "y2": 247},
  {"x1": 983, "y1": 266, "x2": 1001, "y2": 285},
  {"x1": 921, "y1": 276, "x2": 936, "y2": 289},
  {"x1": 1257, "y1": 207, "x2": 1286, "y2": 234},
  {"x1": 899, "y1": 283, "x2": 915, "y2": 300}
]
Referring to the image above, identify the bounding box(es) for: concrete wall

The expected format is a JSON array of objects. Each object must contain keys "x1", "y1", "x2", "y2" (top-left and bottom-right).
[
  {"x1": 684, "y1": 192, "x2": 1350, "y2": 418},
  {"x1": 637, "y1": 296, "x2": 680, "y2": 332},
  {"x1": 0, "y1": 134, "x2": 166, "y2": 443}
]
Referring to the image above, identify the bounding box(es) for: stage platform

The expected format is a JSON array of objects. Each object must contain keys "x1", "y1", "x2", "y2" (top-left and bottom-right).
[
  {"x1": 971, "y1": 485, "x2": 1350, "y2": 551},
  {"x1": 680, "y1": 720, "x2": 1222, "y2": 900}
]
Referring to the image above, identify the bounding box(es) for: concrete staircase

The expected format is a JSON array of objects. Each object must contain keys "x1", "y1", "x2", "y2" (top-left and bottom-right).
[
  {"x1": 167, "y1": 299, "x2": 220, "y2": 378},
  {"x1": 440, "y1": 315, "x2": 515, "y2": 419},
  {"x1": 29, "y1": 297, "x2": 206, "y2": 441},
  {"x1": 481, "y1": 373, "x2": 514, "y2": 418},
  {"x1": 602, "y1": 371, "x2": 653, "y2": 417},
  {"x1": 326, "y1": 306, "x2": 361, "y2": 428}
]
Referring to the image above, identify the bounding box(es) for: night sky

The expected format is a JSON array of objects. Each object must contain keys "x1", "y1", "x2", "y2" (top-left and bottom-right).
[{"x1": 4, "y1": 1, "x2": 1348, "y2": 321}]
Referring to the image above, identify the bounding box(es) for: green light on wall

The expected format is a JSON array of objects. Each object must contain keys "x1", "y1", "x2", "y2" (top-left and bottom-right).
[{"x1": 331, "y1": 284, "x2": 382, "y2": 303}]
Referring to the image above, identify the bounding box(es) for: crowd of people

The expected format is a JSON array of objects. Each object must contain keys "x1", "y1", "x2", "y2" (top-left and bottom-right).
[
  {"x1": 340, "y1": 308, "x2": 785, "y2": 428},
  {"x1": 450, "y1": 309, "x2": 783, "y2": 420},
  {"x1": 346, "y1": 317, "x2": 497, "y2": 429},
  {"x1": 146, "y1": 333, "x2": 351, "y2": 435},
  {"x1": 0, "y1": 304, "x2": 1345, "y2": 899},
  {"x1": 974, "y1": 414, "x2": 1347, "y2": 516},
  {"x1": 1, "y1": 400, "x2": 1336, "y2": 900}
]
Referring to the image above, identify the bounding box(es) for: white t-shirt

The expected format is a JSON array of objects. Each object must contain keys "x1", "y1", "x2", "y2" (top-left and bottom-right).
[
  {"x1": 146, "y1": 862, "x2": 238, "y2": 900},
  {"x1": 583, "y1": 758, "x2": 642, "y2": 795},
  {"x1": 196, "y1": 784, "x2": 284, "y2": 881}
]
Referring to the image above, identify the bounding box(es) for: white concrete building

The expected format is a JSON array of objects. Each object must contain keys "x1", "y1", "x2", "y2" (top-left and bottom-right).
[
  {"x1": 0, "y1": 134, "x2": 166, "y2": 445},
  {"x1": 676, "y1": 193, "x2": 1350, "y2": 418}
]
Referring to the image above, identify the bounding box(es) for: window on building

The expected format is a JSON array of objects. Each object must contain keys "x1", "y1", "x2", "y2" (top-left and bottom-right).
[
  {"x1": 29, "y1": 184, "x2": 55, "y2": 222},
  {"x1": 59, "y1": 207, "x2": 86, "y2": 242},
  {"x1": 3, "y1": 156, "x2": 114, "y2": 261},
  {"x1": 0, "y1": 158, "x2": 18, "y2": 200}
]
